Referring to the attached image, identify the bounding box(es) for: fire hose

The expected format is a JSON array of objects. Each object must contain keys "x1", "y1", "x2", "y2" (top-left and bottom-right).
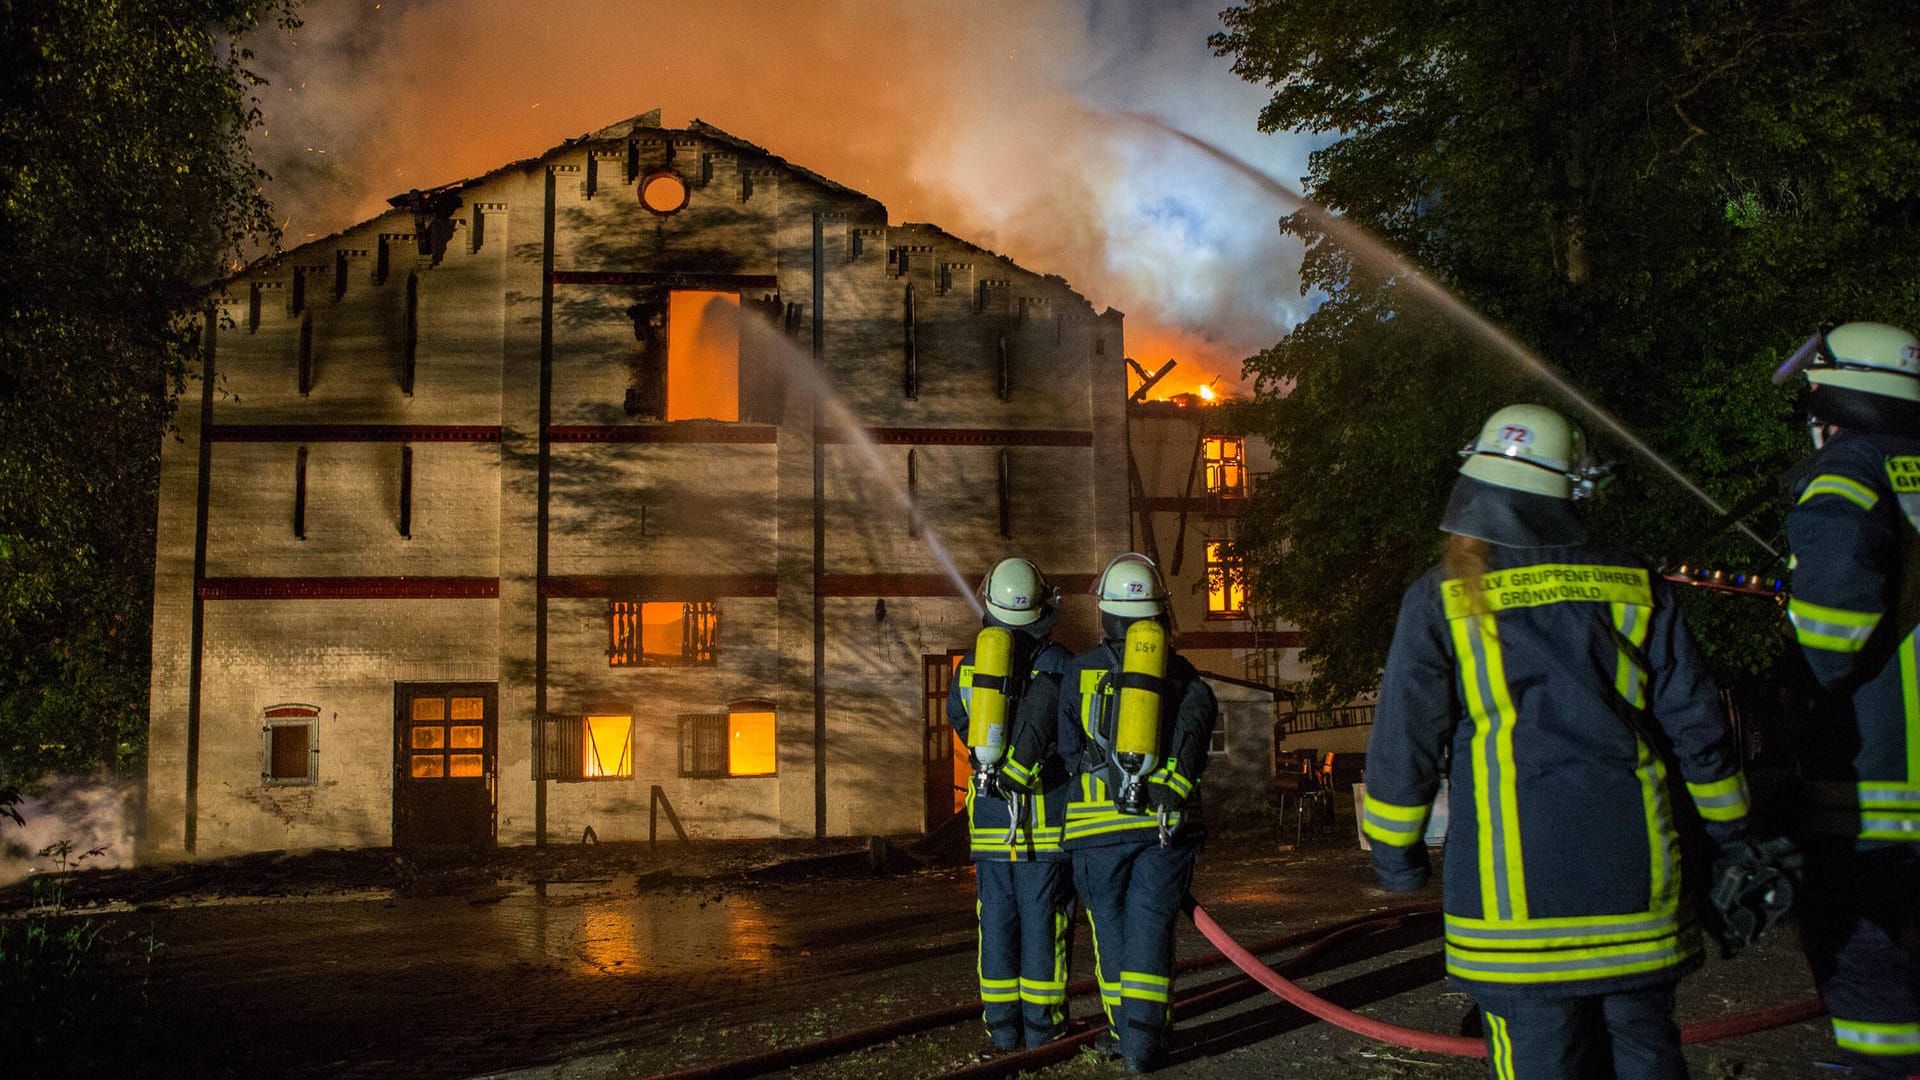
[
  {"x1": 647, "y1": 901, "x2": 1825, "y2": 1079},
  {"x1": 1187, "y1": 899, "x2": 1826, "y2": 1058}
]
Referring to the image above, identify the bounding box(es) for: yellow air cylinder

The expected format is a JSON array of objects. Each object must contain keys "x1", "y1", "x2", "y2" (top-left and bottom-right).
[
  {"x1": 1114, "y1": 620, "x2": 1167, "y2": 757},
  {"x1": 968, "y1": 626, "x2": 1015, "y2": 768}
]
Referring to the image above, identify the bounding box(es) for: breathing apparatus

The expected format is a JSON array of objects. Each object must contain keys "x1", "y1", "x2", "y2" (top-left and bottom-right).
[
  {"x1": 1090, "y1": 554, "x2": 1178, "y2": 844},
  {"x1": 966, "y1": 559, "x2": 1058, "y2": 838}
]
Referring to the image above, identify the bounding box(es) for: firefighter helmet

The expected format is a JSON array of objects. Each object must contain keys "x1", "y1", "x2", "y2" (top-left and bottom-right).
[
  {"x1": 979, "y1": 557, "x2": 1054, "y2": 626},
  {"x1": 1458, "y1": 404, "x2": 1598, "y2": 501},
  {"x1": 1781, "y1": 322, "x2": 1920, "y2": 438},
  {"x1": 1094, "y1": 553, "x2": 1171, "y2": 618}
]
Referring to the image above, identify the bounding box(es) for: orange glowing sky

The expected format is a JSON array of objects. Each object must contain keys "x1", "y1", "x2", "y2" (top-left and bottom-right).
[{"x1": 249, "y1": 0, "x2": 1326, "y2": 395}]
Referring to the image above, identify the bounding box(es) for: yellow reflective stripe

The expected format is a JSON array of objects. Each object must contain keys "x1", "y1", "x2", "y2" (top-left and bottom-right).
[
  {"x1": 1442, "y1": 564, "x2": 1651, "y2": 619},
  {"x1": 1686, "y1": 773, "x2": 1750, "y2": 822},
  {"x1": 1446, "y1": 933, "x2": 1695, "y2": 984},
  {"x1": 1000, "y1": 758, "x2": 1036, "y2": 786},
  {"x1": 1362, "y1": 793, "x2": 1429, "y2": 848},
  {"x1": 1486, "y1": 1013, "x2": 1515, "y2": 1080},
  {"x1": 1454, "y1": 612, "x2": 1527, "y2": 920},
  {"x1": 1790, "y1": 597, "x2": 1882, "y2": 653},
  {"x1": 1018, "y1": 976, "x2": 1067, "y2": 1004},
  {"x1": 1155, "y1": 762, "x2": 1193, "y2": 798},
  {"x1": 1640, "y1": 747, "x2": 1678, "y2": 908},
  {"x1": 1610, "y1": 602, "x2": 1651, "y2": 709},
  {"x1": 1799, "y1": 474, "x2": 1879, "y2": 511},
  {"x1": 1906, "y1": 635, "x2": 1920, "y2": 786},
  {"x1": 1120, "y1": 970, "x2": 1171, "y2": 1002},
  {"x1": 1833, "y1": 1019, "x2": 1920, "y2": 1055},
  {"x1": 1444, "y1": 907, "x2": 1681, "y2": 949},
  {"x1": 1086, "y1": 908, "x2": 1118, "y2": 1019}
]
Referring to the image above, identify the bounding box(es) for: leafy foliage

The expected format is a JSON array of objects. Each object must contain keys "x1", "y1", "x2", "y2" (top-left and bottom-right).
[
  {"x1": 0, "y1": 0, "x2": 295, "y2": 780},
  {"x1": 1212, "y1": 1, "x2": 1920, "y2": 702}
]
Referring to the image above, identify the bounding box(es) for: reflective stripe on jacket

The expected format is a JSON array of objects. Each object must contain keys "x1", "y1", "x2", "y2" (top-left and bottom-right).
[
  {"x1": 949, "y1": 639, "x2": 1073, "y2": 861},
  {"x1": 1367, "y1": 546, "x2": 1746, "y2": 998},
  {"x1": 1788, "y1": 431, "x2": 1920, "y2": 847},
  {"x1": 1055, "y1": 642, "x2": 1217, "y2": 848}
]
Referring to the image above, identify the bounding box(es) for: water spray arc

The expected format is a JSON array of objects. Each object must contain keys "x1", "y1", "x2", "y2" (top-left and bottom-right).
[{"x1": 1127, "y1": 114, "x2": 1778, "y2": 559}]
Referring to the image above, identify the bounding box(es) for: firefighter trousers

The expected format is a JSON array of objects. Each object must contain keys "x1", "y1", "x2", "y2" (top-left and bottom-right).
[
  {"x1": 1799, "y1": 844, "x2": 1920, "y2": 1079},
  {"x1": 1477, "y1": 983, "x2": 1684, "y2": 1079},
  {"x1": 975, "y1": 858, "x2": 1074, "y2": 1048},
  {"x1": 1071, "y1": 841, "x2": 1198, "y2": 1064}
]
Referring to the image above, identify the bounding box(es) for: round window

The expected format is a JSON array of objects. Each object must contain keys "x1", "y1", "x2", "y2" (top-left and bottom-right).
[{"x1": 639, "y1": 171, "x2": 689, "y2": 215}]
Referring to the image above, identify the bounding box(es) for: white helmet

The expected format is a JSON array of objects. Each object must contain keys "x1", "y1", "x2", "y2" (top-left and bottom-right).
[
  {"x1": 1458, "y1": 404, "x2": 1598, "y2": 501},
  {"x1": 1775, "y1": 322, "x2": 1920, "y2": 441},
  {"x1": 1094, "y1": 553, "x2": 1170, "y2": 618},
  {"x1": 979, "y1": 557, "x2": 1053, "y2": 626}
]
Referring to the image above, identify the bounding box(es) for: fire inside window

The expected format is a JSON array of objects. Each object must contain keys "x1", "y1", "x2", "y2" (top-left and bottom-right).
[
  {"x1": 1204, "y1": 436, "x2": 1246, "y2": 497},
  {"x1": 680, "y1": 703, "x2": 776, "y2": 778},
  {"x1": 668, "y1": 290, "x2": 739, "y2": 421},
  {"x1": 408, "y1": 696, "x2": 487, "y2": 779},
  {"x1": 583, "y1": 714, "x2": 633, "y2": 779},
  {"x1": 610, "y1": 601, "x2": 717, "y2": 666},
  {"x1": 1206, "y1": 540, "x2": 1247, "y2": 619}
]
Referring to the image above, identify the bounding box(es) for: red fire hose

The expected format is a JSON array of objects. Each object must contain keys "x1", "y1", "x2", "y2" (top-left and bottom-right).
[{"x1": 1187, "y1": 901, "x2": 1826, "y2": 1058}]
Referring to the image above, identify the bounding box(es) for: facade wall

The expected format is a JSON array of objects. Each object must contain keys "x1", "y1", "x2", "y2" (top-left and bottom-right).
[{"x1": 145, "y1": 117, "x2": 1128, "y2": 859}]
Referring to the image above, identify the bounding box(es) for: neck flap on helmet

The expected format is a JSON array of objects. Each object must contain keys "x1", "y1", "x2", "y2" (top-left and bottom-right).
[{"x1": 1439, "y1": 474, "x2": 1588, "y2": 548}]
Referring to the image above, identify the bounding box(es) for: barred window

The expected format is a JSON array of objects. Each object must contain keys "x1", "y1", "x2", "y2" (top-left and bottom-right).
[{"x1": 610, "y1": 600, "x2": 717, "y2": 666}]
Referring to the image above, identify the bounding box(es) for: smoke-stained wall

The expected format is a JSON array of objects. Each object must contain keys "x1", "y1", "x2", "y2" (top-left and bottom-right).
[{"x1": 145, "y1": 115, "x2": 1129, "y2": 858}]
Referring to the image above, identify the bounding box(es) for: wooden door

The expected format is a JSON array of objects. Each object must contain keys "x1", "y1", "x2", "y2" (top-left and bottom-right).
[{"x1": 393, "y1": 683, "x2": 497, "y2": 851}]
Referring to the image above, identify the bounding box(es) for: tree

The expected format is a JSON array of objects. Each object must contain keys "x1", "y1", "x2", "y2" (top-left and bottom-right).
[
  {"x1": 1211, "y1": 0, "x2": 1920, "y2": 703},
  {"x1": 0, "y1": 0, "x2": 296, "y2": 781}
]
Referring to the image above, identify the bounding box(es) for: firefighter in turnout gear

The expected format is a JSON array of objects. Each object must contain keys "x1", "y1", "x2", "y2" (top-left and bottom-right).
[
  {"x1": 1365, "y1": 405, "x2": 1749, "y2": 1079},
  {"x1": 1056, "y1": 553, "x2": 1218, "y2": 1073},
  {"x1": 1777, "y1": 322, "x2": 1920, "y2": 1078},
  {"x1": 946, "y1": 557, "x2": 1075, "y2": 1051}
]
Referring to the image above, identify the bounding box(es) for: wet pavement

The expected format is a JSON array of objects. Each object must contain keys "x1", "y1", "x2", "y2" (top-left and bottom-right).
[{"x1": 5, "y1": 831, "x2": 1838, "y2": 1079}]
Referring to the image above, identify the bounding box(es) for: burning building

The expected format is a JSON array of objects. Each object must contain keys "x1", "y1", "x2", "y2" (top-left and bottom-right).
[{"x1": 142, "y1": 112, "x2": 1133, "y2": 857}]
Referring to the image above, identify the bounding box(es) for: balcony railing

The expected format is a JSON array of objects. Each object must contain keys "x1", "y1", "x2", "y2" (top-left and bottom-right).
[{"x1": 1279, "y1": 703, "x2": 1377, "y2": 736}]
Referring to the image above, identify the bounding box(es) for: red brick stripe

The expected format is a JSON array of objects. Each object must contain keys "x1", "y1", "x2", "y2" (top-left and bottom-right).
[
  {"x1": 816, "y1": 427, "x2": 1094, "y2": 447},
  {"x1": 208, "y1": 425, "x2": 501, "y2": 443},
  {"x1": 197, "y1": 577, "x2": 499, "y2": 600}
]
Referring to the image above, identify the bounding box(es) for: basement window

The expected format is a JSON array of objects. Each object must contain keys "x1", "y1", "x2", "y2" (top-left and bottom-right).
[
  {"x1": 610, "y1": 600, "x2": 717, "y2": 666},
  {"x1": 679, "y1": 701, "x2": 776, "y2": 778},
  {"x1": 1211, "y1": 716, "x2": 1229, "y2": 755},
  {"x1": 262, "y1": 704, "x2": 319, "y2": 785}
]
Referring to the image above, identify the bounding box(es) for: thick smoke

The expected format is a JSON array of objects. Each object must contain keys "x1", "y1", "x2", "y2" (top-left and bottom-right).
[{"x1": 243, "y1": 0, "x2": 1322, "y2": 392}]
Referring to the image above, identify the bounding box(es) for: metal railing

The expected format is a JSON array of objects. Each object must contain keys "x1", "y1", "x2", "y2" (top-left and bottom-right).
[{"x1": 1280, "y1": 703, "x2": 1377, "y2": 736}]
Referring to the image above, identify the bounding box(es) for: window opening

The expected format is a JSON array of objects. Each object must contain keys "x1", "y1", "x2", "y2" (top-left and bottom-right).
[
  {"x1": 1210, "y1": 716, "x2": 1229, "y2": 755},
  {"x1": 679, "y1": 702, "x2": 776, "y2": 778},
  {"x1": 665, "y1": 290, "x2": 740, "y2": 421},
  {"x1": 293, "y1": 445, "x2": 308, "y2": 540},
  {"x1": 583, "y1": 714, "x2": 634, "y2": 778},
  {"x1": 610, "y1": 600, "x2": 717, "y2": 666},
  {"x1": 408, "y1": 695, "x2": 489, "y2": 779},
  {"x1": 907, "y1": 449, "x2": 921, "y2": 539},
  {"x1": 402, "y1": 271, "x2": 418, "y2": 396},
  {"x1": 398, "y1": 444, "x2": 413, "y2": 538},
  {"x1": 996, "y1": 336, "x2": 1012, "y2": 401},
  {"x1": 903, "y1": 283, "x2": 919, "y2": 400},
  {"x1": 262, "y1": 704, "x2": 319, "y2": 784},
  {"x1": 1203, "y1": 436, "x2": 1246, "y2": 497},
  {"x1": 997, "y1": 449, "x2": 1012, "y2": 539},
  {"x1": 297, "y1": 313, "x2": 313, "y2": 396},
  {"x1": 1206, "y1": 540, "x2": 1246, "y2": 618},
  {"x1": 333, "y1": 250, "x2": 348, "y2": 301},
  {"x1": 640, "y1": 171, "x2": 689, "y2": 215}
]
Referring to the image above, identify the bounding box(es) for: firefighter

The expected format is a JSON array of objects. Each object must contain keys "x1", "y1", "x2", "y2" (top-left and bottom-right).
[
  {"x1": 1776, "y1": 322, "x2": 1920, "y2": 1078},
  {"x1": 1363, "y1": 404, "x2": 1749, "y2": 1079},
  {"x1": 946, "y1": 557, "x2": 1076, "y2": 1051},
  {"x1": 1057, "y1": 553, "x2": 1218, "y2": 1073}
]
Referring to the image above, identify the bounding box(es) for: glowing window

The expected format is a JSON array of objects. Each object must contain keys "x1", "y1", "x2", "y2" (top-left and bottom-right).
[
  {"x1": 1206, "y1": 540, "x2": 1247, "y2": 619},
  {"x1": 640, "y1": 171, "x2": 689, "y2": 215},
  {"x1": 583, "y1": 714, "x2": 634, "y2": 779},
  {"x1": 679, "y1": 703, "x2": 777, "y2": 778},
  {"x1": 610, "y1": 600, "x2": 717, "y2": 666},
  {"x1": 665, "y1": 291, "x2": 740, "y2": 421},
  {"x1": 1203, "y1": 436, "x2": 1246, "y2": 497}
]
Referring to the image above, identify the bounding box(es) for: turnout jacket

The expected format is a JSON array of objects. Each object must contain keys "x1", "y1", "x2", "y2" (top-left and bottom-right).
[
  {"x1": 949, "y1": 637, "x2": 1073, "y2": 862},
  {"x1": 1787, "y1": 429, "x2": 1920, "y2": 847},
  {"x1": 1055, "y1": 639, "x2": 1218, "y2": 848},
  {"x1": 1364, "y1": 543, "x2": 1749, "y2": 998}
]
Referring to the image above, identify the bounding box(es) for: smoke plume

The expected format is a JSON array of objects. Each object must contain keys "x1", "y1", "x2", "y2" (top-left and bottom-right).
[{"x1": 243, "y1": 0, "x2": 1323, "y2": 393}]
